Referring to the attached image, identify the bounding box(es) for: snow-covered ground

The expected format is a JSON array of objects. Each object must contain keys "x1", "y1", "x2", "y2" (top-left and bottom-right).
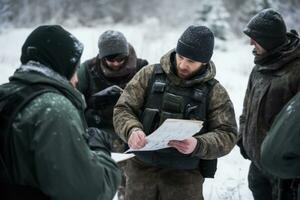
[{"x1": 0, "y1": 22, "x2": 254, "y2": 200}]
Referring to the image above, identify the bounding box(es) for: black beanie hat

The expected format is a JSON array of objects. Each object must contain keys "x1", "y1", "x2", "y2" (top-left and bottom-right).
[
  {"x1": 98, "y1": 30, "x2": 129, "y2": 59},
  {"x1": 176, "y1": 25, "x2": 214, "y2": 63},
  {"x1": 243, "y1": 8, "x2": 287, "y2": 51},
  {"x1": 20, "y1": 25, "x2": 84, "y2": 80}
]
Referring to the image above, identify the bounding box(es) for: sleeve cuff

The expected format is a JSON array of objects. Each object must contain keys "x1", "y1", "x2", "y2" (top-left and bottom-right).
[{"x1": 191, "y1": 138, "x2": 206, "y2": 157}]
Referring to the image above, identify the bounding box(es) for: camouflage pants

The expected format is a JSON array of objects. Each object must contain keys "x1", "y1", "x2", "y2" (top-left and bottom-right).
[
  {"x1": 248, "y1": 162, "x2": 279, "y2": 200},
  {"x1": 124, "y1": 158, "x2": 204, "y2": 200}
]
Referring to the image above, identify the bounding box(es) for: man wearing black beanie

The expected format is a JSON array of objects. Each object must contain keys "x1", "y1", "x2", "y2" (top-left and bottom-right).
[
  {"x1": 0, "y1": 25, "x2": 121, "y2": 200},
  {"x1": 238, "y1": 8, "x2": 300, "y2": 200},
  {"x1": 113, "y1": 25, "x2": 237, "y2": 200}
]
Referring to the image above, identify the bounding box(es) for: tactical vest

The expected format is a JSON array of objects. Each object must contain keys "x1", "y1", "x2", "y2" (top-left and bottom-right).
[
  {"x1": 84, "y1": 59, "x2": 132, "y2": 128},
  {"x1": 135, "y1": 64, "x2": 218, "y2": 177},
  {"x1": 83, "y1": 60, "x2": 111, "y2": 128},
  {"x1": 84, "y1": 58, "x2": 145, "y2": 128},
  {"x1": 0, "y1": 83, "x2": 58, "y2": 199}
]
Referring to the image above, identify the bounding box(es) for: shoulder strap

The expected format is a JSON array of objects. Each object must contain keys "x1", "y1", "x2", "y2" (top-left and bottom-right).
[
  {"x1": 0, "y1": 84, "x2": 59, "y2": 184},
  {"x1": 144, "y1": 63, "x2": 166, "y2": 108},
  {"x1": 140, "y1": 64, "x2": 166, "y2": 134},
  {"x1": 204, "y1": 79, "x2": 218, "y2": 106}
]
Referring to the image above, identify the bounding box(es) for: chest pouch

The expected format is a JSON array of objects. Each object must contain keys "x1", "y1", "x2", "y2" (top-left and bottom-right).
[
  {"x1": 160, "y1": 92, "x2": 184, "y2": 123},
  {"x1": 152, "y1": 81, "x2": 166, "y2": 93}
]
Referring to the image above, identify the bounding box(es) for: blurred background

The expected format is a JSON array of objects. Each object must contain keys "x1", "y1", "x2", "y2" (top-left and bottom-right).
[{"x1": 1, "y1": 0, "x2": 300, "y2": 37}]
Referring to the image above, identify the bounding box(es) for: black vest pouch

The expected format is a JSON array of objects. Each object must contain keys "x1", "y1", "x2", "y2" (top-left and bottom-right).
[
  {"x1": 141, "y1": 80, "x2": 166, "y2": 135},
  {"x1": 141, "y1": 108, "x2": 160, "y2": 135},
  {"x1": 152, "y1": 81, "x2": 166, "y2": 93},
  {"x1": 160, "y1": 92, "x2": 184, "y2": 123},
  {"x1": 136, "y1": 149, "x2": 200, "y2": 170},
  {"x1": 162, "y1": 92, "x2": 184, "y2": 113},
  {"x1": 158, "y1": 148, "x2": 200, "y2": 170}
]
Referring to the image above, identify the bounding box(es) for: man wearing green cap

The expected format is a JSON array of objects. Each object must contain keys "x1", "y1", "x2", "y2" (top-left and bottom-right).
[{"x1": 238, "y1": 8, "x2": 300, "y2": 200}]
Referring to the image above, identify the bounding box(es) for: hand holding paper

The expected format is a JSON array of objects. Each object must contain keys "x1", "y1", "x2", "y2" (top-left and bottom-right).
[
  {"x1": 126, "y1": 119, "x2": 203, "y2": 152},
  {"x1": 128, "y1": 129, "x2": 147, "y2": 149},
  {"x1": 168, "y1": 137, "x2": 198, "y2": 154}
]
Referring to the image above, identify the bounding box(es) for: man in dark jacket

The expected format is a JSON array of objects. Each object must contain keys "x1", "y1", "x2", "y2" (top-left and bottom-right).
[
  {"x1": 261, "y1": 92, "x2": 300, "y2": 200},
  {"x1": 77, "y1": 30, "x2": 148, "y2": 200},
  {"x1": 0, "y1": 25, "x2": 121, "y2": 200},
  {"x1": 113, "y1": 25, "x2": 237, "y2": 200},
  {"x1": 77, "y1": 30, "x2": 148, "y2": 152},
  {"x1": 238, "y1": 8, "x2": 300, "y2": 200}
]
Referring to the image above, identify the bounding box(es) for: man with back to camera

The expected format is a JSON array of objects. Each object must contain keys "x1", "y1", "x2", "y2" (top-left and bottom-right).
[
  {"x1": 0, "y1": 25, "x2": 121, "y2": 200},
  {"x1": 113, "y1": 25, "x2": 237, "y2": 200}
]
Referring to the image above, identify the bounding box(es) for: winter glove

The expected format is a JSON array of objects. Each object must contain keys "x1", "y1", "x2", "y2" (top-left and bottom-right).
[
  {"x1": 237, "y1": 138, "x2": 250, "y2": 160},
  {"x1": 87, "y1": 85, "x2": 123, "y2": 109},
  {"x1": 98, "y1": 85, "x2": 123, "y2": 97},
  {"x1": 85, "y1": 127, "x2": 112, "y2": 155}
]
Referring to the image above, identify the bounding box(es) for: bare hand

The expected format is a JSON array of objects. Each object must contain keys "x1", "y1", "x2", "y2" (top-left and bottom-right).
[
  {"x1": 128, "y1": 129, "x2": 147, "y2": 149},
  {"x1": 168, "y1": 137, "x2": 198, "y2": 154}
]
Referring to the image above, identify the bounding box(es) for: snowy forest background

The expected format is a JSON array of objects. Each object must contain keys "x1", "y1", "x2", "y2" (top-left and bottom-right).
[
  {"x1": 0, "y1": 1, "x2": 299, "y2": 200},
  {"x1": 1, "y1": 0, "x2": 300, "y2": 37}
]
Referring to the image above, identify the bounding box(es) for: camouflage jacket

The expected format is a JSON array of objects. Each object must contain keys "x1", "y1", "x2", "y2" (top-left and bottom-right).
[
  {"x1": 239, "y1": 32, "x2": 300, "y2": 169},
  {"x1": 113, "y1": 50, "x2": 237, "y2": 160}
]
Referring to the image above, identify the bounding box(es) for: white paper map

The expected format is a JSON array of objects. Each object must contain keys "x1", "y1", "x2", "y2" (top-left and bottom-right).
[
  {"x1": 111, "y1": 153, "x2": 135, "y2": 163},
  {"x1": 126, "y1": 119, "x2": 203, "y2": 152}
]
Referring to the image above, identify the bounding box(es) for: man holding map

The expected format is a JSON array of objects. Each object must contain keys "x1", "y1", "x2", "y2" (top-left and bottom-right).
[{"x1": 113, "y1": 25, "x2": 237, "y2": 200}]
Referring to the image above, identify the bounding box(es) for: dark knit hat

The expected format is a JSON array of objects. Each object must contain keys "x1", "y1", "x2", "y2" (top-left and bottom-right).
[
  {"x1": 243, "y1": 8, "x2": 287, "y2": 51},
  {"x1": 176, "y1": 25, "x2": 214, "y2": 63},
  {"x1": 20, "y1": 25, "x2": 83, "y2": 80},
  {"x1": 98, "y1": 30, "x2": 129, "y2": 59}
]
